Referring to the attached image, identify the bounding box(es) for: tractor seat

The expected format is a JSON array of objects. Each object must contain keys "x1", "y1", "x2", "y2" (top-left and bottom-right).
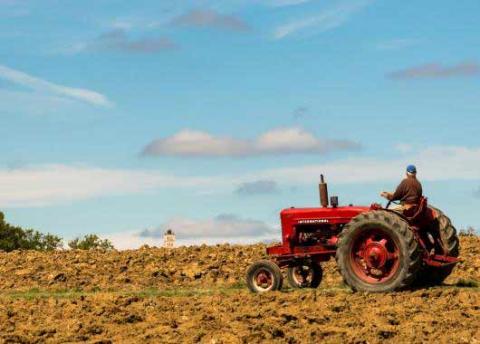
[{"x1": 403, "y1": 197, "x2": 428, "y2": 222}]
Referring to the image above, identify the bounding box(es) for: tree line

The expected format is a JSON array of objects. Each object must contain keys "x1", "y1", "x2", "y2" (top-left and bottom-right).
[
  {"x1": 459, "y1": 226, "x2": 477, "y2": 236},
  {"x1": 0, "y1": 211, "x2": 476, "y2": 252},
  {"x1": 0, "y1": 212, "x2": 114, "y2": 252}
]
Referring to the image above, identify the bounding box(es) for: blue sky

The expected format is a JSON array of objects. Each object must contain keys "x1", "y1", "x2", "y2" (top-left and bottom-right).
[{"x1": 1, "y1": 0, "x2": 479, "y2": 247}]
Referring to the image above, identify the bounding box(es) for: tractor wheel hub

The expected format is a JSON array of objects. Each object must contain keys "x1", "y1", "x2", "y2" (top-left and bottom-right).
[{"x1": 364, "y1": 243, "x2": 388, "y2": 268}]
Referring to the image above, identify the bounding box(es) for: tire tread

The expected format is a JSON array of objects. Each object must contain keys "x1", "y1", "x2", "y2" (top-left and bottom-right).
[{"x1": 336, "y1": 210, "x2": 422, "y2": 292}]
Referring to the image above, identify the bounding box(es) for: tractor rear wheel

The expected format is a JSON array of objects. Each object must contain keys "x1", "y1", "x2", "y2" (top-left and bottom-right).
[
  {"x1": 246, "y1": 260, "x2": 283, "y2": 293},
  {"x1": 415, "y1": 206, "x2": 460, "y2": 286},
  {"x1": 287, "y1": 262, "x2": 323, "y2": 289},
  {"x1": 336, "y1": 210, "x2": 422, "y2": 292}
]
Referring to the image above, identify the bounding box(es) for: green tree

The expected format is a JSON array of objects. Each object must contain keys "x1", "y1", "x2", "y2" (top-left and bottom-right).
[
  {"x1": 0, "y1": 212, "x2": 63, "y2": 252},
  {"x1": 459, "y1": 226, "x2": 476, "y2": 236},
  {"x1": 68, "y1": 234, "x2": 114, "y2": 250}
]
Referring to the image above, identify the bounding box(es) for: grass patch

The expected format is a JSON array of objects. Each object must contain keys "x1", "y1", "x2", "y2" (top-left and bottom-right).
[
  {"x1": 0, "y1": 284, "x2": 248, "y2": 300},
  {"x1": 454, "y1": 278, "x2": 480, "y2": 288},
  {"x1": 2, "y1": 281, "x2": 476, "y2": 300},
  {"x1": 5, "y1": 288, "x2": 88, "y2": 300}
]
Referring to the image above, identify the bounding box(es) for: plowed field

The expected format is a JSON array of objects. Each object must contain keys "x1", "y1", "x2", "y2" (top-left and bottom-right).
[{"x1": 0, "y1": 236, "x2": 479, "y2": 343}]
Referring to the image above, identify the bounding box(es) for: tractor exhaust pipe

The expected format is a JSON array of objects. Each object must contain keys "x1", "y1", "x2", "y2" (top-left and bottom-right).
[{"x1": 319, "y1": 174, "x2": 329, "y2": 208}]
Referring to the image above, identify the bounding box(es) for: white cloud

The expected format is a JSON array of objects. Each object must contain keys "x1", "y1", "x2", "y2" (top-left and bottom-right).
[
  {"x1": 0, "y1": 164, "x2": 212, "y2": 207},
  {"x1": 142, "y1": 127, "x2": 360, "y2": 157},
  {"x1": 104, "y1": 214, "x2": 279, "y2": 249},
  {"x1": 139, "y1": 214, "x2": 276, "y2": 240},
  {"x1": 273, "y1": 0, "x2": 371, "y2": 40},
  {"x1": 259, "y1": 146, "x2": 480, "y2": 185},
  {"x1": 106, "y1": 229, "x2": 279, "y2": 250},
  {"x1": 3, "y1": 146, "x2": 480, "y2": 208},
  {"x1": 0, "y1": 64, "x2": 113, "y2": 107}
]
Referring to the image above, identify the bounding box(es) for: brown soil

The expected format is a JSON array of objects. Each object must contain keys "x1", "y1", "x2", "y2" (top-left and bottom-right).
[{"x1": 0, "y1": 236, "x2": 479, "y2": 343}]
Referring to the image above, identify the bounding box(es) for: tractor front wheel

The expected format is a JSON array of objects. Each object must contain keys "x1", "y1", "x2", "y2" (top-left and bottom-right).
[
  {"x1": 246, "y1": 260, "x2": 283, "y2": 293},
  {"x1": 287, "y1": 262, "x2": 323, "y2": 289},
  {"x1": 336, "y1": 210, "x2": 422, "y2": 292}
]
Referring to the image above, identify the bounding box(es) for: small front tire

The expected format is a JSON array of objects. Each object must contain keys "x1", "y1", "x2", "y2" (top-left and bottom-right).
[
  {"x1": 246, "y1": 260, "x2": 283, "y2": 293},
  {"x1": 287, "y1": 262, "x2": 323, "y2": 289}
]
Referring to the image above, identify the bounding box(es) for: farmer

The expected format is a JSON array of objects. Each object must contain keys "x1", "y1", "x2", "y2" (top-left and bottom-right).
[{"x1": 380, "y1": 164, "x2": 423, "y2": 212}]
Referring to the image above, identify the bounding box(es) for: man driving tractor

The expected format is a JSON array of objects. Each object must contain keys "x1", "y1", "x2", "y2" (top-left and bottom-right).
[
  {"x1": 381, "y1": 164, "x2": 423, "y2": 213},
  {"x1": 246, "y1": 165, "x2": 460, "y2": 294}
]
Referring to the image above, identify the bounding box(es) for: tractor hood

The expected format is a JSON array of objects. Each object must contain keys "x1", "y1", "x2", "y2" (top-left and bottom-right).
[{"x1": 280, "y1": 205, "x2": 371, "y2": 226}]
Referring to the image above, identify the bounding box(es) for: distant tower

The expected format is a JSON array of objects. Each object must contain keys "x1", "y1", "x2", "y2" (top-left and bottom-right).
[{"x1": 163, "y1": 229, "x2": 175, "y2": 248}]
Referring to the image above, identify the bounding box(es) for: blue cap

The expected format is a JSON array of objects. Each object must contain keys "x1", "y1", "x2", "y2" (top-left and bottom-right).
[{"x1": 406, "y1": 164, "x2": 417, "y2": 174}]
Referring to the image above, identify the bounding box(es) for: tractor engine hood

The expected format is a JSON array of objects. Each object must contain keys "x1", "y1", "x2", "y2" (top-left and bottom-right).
[{"x1": 280, "y1": 206, "x2": 371, "y2": 226}]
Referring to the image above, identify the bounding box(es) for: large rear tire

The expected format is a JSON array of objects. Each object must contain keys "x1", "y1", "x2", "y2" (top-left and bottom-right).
[
  {"x1": 415, "y1": 206, "x2": 460, "y2": 286},
  {"x1": 336, "y1": 210, "x2": 422, "y2": 292},
  {"x1": 246, "y1": 260, "x2": 283, "y2": 293}
]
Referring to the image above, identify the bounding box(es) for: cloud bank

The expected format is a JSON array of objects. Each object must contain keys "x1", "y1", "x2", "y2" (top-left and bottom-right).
[
  {"x1": 388, "y1": 61, "x2": 480, "y2": 80},
  {"x1": 0, "y1": 165, "x2": 212, "y2": 207},
  {"x1": 142, "y1": 127, "x2": 360, "y2": 157},
  {"x1": 106, "y1": 227, "x2": 279, "y2": 250},
  {"x1": 259, "y1": 146, "x2": 480, "y2": 185},
  {"x1": 0, "y1": 64, "x2": 112, "y2": 107},
  {"x1": 3, "y1": 146, "x2": 480, "y2": 208},
  {"x1": 138, "y1": 214, "x2": 276, "y2": 240}
]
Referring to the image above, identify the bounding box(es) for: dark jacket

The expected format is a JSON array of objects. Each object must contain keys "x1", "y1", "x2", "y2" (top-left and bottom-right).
[{"x1": 390, "y1": 177, "x2": 423, "y2": 204}]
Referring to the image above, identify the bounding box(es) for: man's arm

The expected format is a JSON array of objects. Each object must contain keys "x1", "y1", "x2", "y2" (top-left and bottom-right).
[
  {"x1": 389, "y1": 180, "x2": 407, "y2": 201},
  {"x1": 380, "y1": 180, "x2": 407, "y2": 201}
]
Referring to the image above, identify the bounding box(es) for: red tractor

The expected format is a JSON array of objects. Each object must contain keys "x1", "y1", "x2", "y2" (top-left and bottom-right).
[{"x1": 246, "y1": 175, "x2": 460, "y2": 293}]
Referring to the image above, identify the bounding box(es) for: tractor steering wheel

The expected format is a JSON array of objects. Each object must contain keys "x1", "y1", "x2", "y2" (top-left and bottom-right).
[{"x1": 385, "y1": 200, "x2": 400, "y2": 209}]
